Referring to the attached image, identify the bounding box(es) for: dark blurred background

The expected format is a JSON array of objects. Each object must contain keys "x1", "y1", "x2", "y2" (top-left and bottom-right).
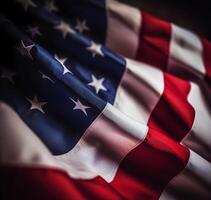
[{"x1": 119, "y1": 0, "x2": 211, "y2": 40}]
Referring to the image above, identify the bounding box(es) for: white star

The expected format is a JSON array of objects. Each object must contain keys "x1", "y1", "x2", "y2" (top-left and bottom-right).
[
  {"x1": 26, "y1": 26, "x2": 42, "y2": 38},
  {"x1": 40, "y1": 71, "x2": 54, "y2": 83},
  {"x1": 86, "y1": 41, "x2": 104, "y2": 57},
  {"x1": 88, "y1": 75, "x2": 107, "y2": 94},
  {"x1": 75, "y1": 19, "x2": 90, "y2": 33},
  {"x1": 70, "y1": 98, "x2": 90, "y2": 116},
  {"x1": 17, "y1": 40, "x2": 35, "y2": 60},
  {"x1": 45, "y1": 0, "x2": 58, "y2": 12},
  {"x1": 27, "y1": 96, "x2": 47, "y2": 113},
  {"x1": 54, "y1": 21, "x2": 75, "y2": 38},
  {"x1": 0, "y1": 68, "x2": 16, "y2": 84},
  {"x1": 16, "y1": 0, "x2": 37, "y2": 11},
  {"x1": 54, "y1": 54, "x2": 72, "y2": 75}
]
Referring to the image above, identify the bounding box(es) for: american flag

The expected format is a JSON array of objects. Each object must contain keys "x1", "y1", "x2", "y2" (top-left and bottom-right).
[{"x1": 0, "y1": 0, "x2": 211, "y2": 199}]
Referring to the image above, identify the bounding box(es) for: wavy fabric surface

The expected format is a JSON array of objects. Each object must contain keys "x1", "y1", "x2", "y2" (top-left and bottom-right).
[{"x1": 0, "y1": 0, "x2": 211, "y2": 199}]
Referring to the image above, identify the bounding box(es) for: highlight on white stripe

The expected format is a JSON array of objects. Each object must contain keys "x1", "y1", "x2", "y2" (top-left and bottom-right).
[
  {"x1": 183, "y1": 82, "x2": 211, "y2": 162},
  {"x1": 114, "y1": 58, "x2": 164, "y2": 124},
  {"x1": 159, "y1": 150, "x2": 211, "y2": 200},
  {"x1": 105, "y1": 0, "x2": 141, "y2": 58},
  {"x1": 168, "y1": 24, "x2": 205, "y2": 79},
  {"x1": 55, "y1": 103, "x2": 148, "y2": 182},
  {"x1": 0, "y1": 101, "x2": 61, "y2": 169}
]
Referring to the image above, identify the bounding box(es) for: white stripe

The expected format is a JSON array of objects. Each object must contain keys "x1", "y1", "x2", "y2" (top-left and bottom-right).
[
  {"x1": 0, "y1": 101, "x2": 148, "y2": 182},
  {"x1": 105, "y1": 0, "x2": 141, "y2": 58},
  {"x1": 168, "y1": 25, "x2": 205, "y2": 79},
  {"x1": 160, "y1": 150, "x2": 211, "y2": 200},
  {"x1": 0, "y1": 101, "x2": 60, "y2": 169},
  {"x1": 114, "y1": 58, "x2": 164, "y2": 124},
  {"x1": 55, "y1": 103, "x2": 148, "y2": 182},
  {"x1": 182, "y1": 82, "x2": 211, "y2": 162}
]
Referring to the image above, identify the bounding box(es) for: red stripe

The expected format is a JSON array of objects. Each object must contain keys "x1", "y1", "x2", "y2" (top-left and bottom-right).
[
  {"x1": 0, "y1": 166, "x2": 126, "y2": 200},
  {"x1": 111, "y1": 128, "x2": 189, "y2": 200},
  {"x1": 201, "y1": 37, "x2": 211, "y2": 86},
  {"x1": 148, "y1": 73, "x2": 195, "y2": 141},
  {"x1": 137, "y1": 12, "x2": 211, "y2": 88},
  {"x1": 136, "y1": 12, "x2": 171, "y2": 71}
]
